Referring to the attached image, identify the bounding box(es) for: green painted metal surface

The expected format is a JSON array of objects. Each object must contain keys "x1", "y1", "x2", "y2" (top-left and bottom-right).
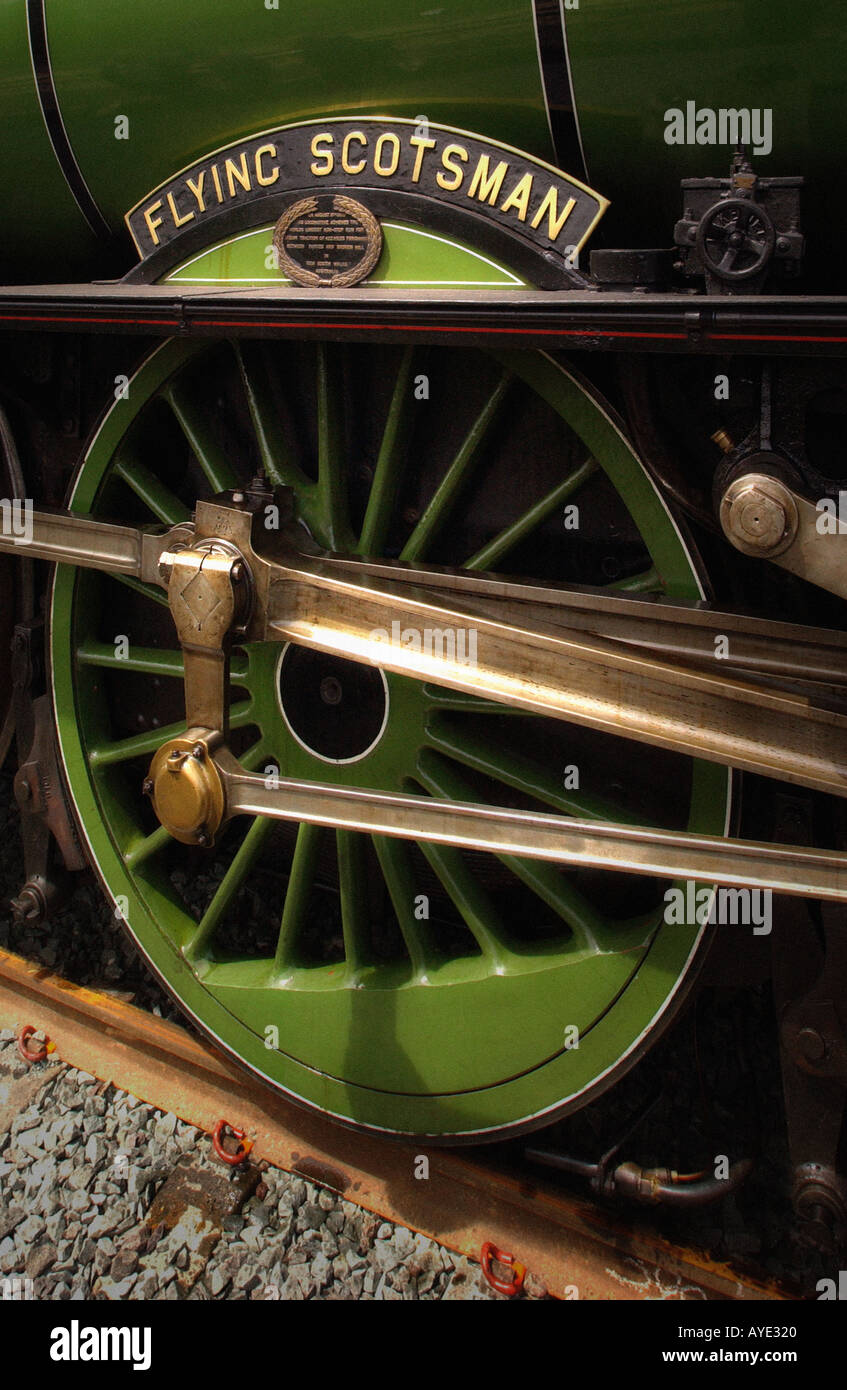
[
  {"x1": 0, "y1": 1, "x2": 838, "y2": 280},
  {"x1": 164, "y1": 223, "x2": 526, "y2": 288},
  {"x1": 50, "y1": 337, "x2": 730, "y2": 1137},
  {"x1": 565, "y1": 0, "x2": 845, "y2": 278},
  {"x1": 0, "y1": 3, "x2": 100, "y2": 279},
  {"x1": 45, "y1": 0, "x2": 552, "y2": 231}
]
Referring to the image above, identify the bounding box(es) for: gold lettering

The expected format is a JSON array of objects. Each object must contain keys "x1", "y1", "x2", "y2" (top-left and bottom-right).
[
  {"x1": 167, "y1": 192, "x2": 194, "y2": 229},
  {"x1": 310, "y1": 132, "x2": 334, "y2": 176},
  {"x1": 500, "y1": 173, "x2": 534, "y2": 222},
  {"x1": 211, "y1": 165, "x2": 224, "y2": 203},
  {"x1": 143, "y1": 201, "x2": 164, "y2": 246},
  {"x1": 437, "y1": 144, "x2": 468, "y2": 192},
  {"x1": 255, "y1": 143, "x2": 279, "y2": 187},
  {"x1": 186, "y1": 171, "x2": 206, "y2": 212},
  {"x1": 409, "y1": 136, "x2": 436, "y2": 182},
  {"x1": 225, "y1": 154, "x2": 252, "y2": 198},
  {"x1": 467, "y1": 155, "x2": 509, "y2": 206},
  {"x1": 374, "y1": 132, "x2": 401, "y2": 177},
  {"x1": 530, "y1": 186, "x2": 576, "y2": 242},
  {"x1": 342, "y1": 131, "x2": 367, "y2": 175}
]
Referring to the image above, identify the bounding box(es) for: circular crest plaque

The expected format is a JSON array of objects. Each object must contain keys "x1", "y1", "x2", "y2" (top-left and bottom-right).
[{"x1": 273, "y1": 195, "x2": 383, "y2": 287}]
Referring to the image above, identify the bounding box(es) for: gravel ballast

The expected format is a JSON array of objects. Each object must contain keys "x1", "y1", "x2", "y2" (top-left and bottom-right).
[{"x1": 0, "y1": 1030, "x2": 511, "y2": 1300}]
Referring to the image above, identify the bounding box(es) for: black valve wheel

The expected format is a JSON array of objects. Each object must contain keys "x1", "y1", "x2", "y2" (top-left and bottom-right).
[{"x1": 696, "y1": 197, "x2": 776, "y2": 283}]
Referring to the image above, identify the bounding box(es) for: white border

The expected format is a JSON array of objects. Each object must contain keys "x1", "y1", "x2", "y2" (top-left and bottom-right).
[{"x1": 275, "y1": 643, "x2": 390, "y2": 766}]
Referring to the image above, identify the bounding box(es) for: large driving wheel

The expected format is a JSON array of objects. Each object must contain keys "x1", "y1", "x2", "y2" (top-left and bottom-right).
[{"x1": 50, "y1": 338, "x2": 730, "y2": 1139}]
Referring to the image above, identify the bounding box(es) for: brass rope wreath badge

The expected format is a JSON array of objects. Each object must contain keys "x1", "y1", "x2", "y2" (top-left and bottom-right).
[{"x1": 273, "y1": 195, "x2": 384, "y2": 287}]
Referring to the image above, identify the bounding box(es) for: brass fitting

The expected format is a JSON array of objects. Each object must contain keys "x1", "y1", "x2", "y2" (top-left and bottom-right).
[{"x1": 145, "y1": 731, "x2": 225, "y2": 847}]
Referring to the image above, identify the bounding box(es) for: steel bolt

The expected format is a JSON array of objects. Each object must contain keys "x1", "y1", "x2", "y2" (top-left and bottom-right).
[
  {"x1": 10, "y1": 885, "x2": 45, "y2": 925},
  {"x1": 192, "y1": 743, "x2": 206, "y2": 761},
  {"x1": 320, "y1": 676, "x2": 343, "y2": 706},
  {"x1": 196, "y1": 828, "x2": 211, "y2": 848},
  {"x1": 798, "y1": 1026, "x2": 828, "y2": 1063},
  {"x1": 735, "y1": 487, "x2": 786, "y2": 547},
  {"x1": 142, "y1": 777, "x2": 154, "y2": 797}
]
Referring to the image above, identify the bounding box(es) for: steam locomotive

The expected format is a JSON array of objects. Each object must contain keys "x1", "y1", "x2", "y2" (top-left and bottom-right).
[{"x1": 1, "y1": 0, "x2": 845, "y2": 1250}]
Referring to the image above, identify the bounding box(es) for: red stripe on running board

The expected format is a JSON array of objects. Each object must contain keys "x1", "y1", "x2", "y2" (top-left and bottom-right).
[
  {"x1": 195, "y1": 320, "x2": 847, "y2": 344},
  {"x1": 1, "y1": 313, "x2": 845, "y2": 346},
  {"x1": 0, "y1": 312, "x2": 683, "y2": 339},
  {"x1": 0, "y1": 314, "x2": 181, "y2": 326},
  {"x1": 200, "y1": 319, "x2": 689, "y2": 340}
]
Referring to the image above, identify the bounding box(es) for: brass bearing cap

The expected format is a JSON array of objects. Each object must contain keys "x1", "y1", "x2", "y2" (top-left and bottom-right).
[
  {"x1": 719, "y1": 473, "x2": 799, "y2": 557},
  {"x1": 145, "y1": 734, "x2": 224, "y2": 846}
]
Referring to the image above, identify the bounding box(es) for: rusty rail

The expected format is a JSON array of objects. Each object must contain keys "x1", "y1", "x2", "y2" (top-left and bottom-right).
[{"x1": 0, "y1": 945, "x2": 793, "y2": 1301}]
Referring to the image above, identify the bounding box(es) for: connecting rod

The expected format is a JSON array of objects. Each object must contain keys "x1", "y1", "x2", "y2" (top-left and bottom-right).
[{"x1": 5, "y1": 491, "x2": 847, "y2": 896}]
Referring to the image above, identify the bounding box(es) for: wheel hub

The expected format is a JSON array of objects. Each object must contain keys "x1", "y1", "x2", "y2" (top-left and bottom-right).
[{"x1": 276, "y1": 644, "x2": 389, "y2": 764}]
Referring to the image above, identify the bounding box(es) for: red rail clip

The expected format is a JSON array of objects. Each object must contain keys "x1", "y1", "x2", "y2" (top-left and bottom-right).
[
  {"x1": 212, "y1": 1118, "x2": 254, "y2": 1167},
  {"x1": 480, "y1": 1242, "x2": 526, "y2": 1297},
  {"x1": 16, "y1": 1025, "x2": 55, "y2": 1065}
]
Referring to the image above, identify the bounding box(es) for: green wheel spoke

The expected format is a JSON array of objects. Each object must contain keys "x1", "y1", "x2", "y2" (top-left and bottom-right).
[
  {"x1": 415, "y1": 836, "x2": 515, "y2": 971},
  {"x1": 605, "y1": 563, "x2": 664, "y2": 595},
  {"x1": 372, "y1": 833, "x2": 440, "y2": 980},
  {"x1": 109, "y1": 572, "x2": 170, "y2": 609},
  {"x1": 358, "y1": 347, "x2": 416, "y2": 557},
  {"x1": 400, "y1": 371, "x2": 511, "y2": 562},
  {"x1": 88, "y1": 700, "x2": 252, "y2": 767},
  {"x1": 422, "y1": 685, "x2": 528, "y2": 715},
  {"x1": 496, "y1": 854, "x2": 634, "y2": 954},
  {"x1": 123, "y1": 823, "x2": 172, "y2": 869},
  {"x1": 77, "y1": 641, "x2": 185, "y2": 679},
  {"x1": 273, "y1": 821, "x2": 323, "y2": 976},
  {"x1": 417, "y1": 748, "x2": 627, "y2": 950},
  {"x1": 233, "y1": 340, "x2": 310, "y2": 492},
  {"x1": 184, "y1": 817, "x2": 274, "y2": 964},
  {"x1": 466, "y1": 456, "x2": 597, "y2": 572},
  {"x1": 336, "y1": 828, "x2": 371, "y2": 977},
  {"x1": 114, "y1": 452, "x2": 191, "y2": 527},
  {"x1": 164, "y1": 379, "x2": 239, "y2": 493},
  {"x1": 425, "y1": 716, "x2": 641, "y2": 824},
  {"x1": 316, "y1": 344, "x2": 354, "y2": 550},
  {"x1": 240, "y1": 739, "x2": 271, "y2": 773}
]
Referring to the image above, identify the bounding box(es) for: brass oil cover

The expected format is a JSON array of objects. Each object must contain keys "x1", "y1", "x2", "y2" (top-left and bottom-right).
[{"x1": 147, "y1": 734, "x2": 225, "y2": 846}]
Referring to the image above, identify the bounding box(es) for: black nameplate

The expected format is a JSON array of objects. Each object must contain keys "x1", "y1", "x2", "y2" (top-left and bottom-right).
[{"x1": 125, "y1": 118, "x2": 608, "y2": 287}]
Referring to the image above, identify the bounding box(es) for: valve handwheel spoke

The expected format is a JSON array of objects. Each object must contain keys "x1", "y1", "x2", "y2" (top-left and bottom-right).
[{"x1": 50, "y1": 338, "x2": 730, "y2": 1139}]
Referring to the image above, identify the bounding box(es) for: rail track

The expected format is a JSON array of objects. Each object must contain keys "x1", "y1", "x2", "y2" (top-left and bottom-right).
[{"x1": 0, "y1": 944, "x2": 795, "y2": 1301}]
